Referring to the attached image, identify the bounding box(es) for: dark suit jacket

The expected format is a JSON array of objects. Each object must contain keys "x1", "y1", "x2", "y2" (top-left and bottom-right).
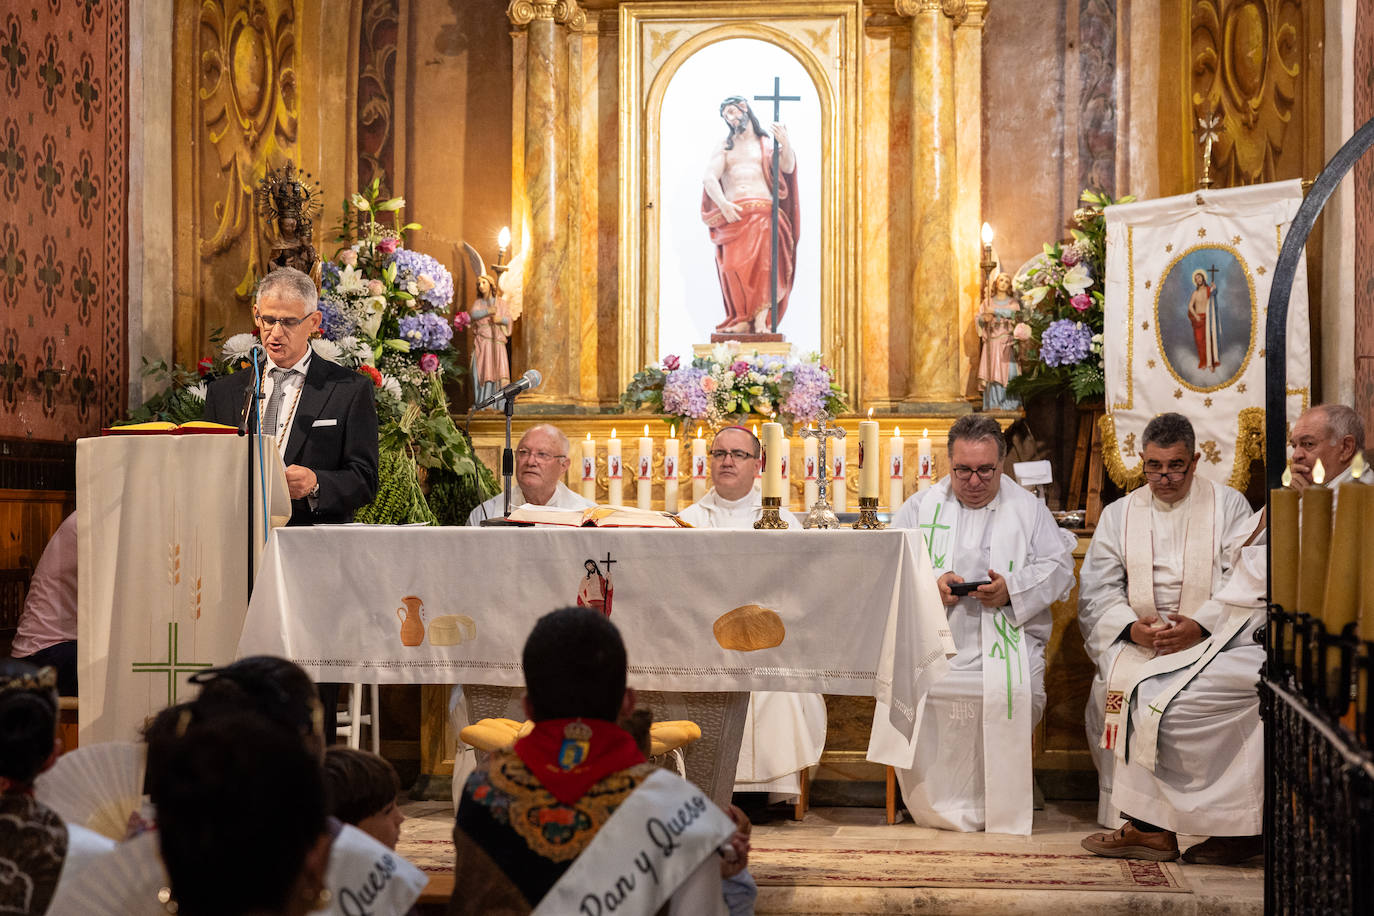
[{"x1": 203, "y1": 356, "x2": 379, "y2": 525}]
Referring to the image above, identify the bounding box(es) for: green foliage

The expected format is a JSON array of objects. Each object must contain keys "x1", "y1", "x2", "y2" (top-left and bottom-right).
[{"x1": 353, "y1": 448, "x2": 437, "y2": 526}]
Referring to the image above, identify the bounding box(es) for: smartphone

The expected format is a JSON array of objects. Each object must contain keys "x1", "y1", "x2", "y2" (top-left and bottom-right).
[{"x1": 948, "y1": 579, "x2": 991, "y2": 597}]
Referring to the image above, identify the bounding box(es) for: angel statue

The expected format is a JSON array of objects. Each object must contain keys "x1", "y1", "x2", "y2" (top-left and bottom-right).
[
  {"x1": 977, "y1": 271, "x2": 1022, "y2": 410},
  {"x1": 461, "y1": 241, "x2": 524, "y2": 410},
  {"x1": 255, "y1": 162, "x2": 323, "y2": 279}
]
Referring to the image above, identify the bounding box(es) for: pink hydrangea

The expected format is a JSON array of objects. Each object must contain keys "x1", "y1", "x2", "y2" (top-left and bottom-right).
[{"x1": 419, "y1": 353, "x2": 440, "y2": 373}]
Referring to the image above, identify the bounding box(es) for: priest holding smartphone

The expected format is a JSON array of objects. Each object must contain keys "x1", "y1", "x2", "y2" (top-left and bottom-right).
[{"x1": 876, "y1": 415, "x2": 1076, "y2": 835}]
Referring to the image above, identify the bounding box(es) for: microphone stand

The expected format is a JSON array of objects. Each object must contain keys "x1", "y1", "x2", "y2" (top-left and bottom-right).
[
  {"x1": 479, "y1": 390, "x2": 522, "y2": 527},
  {"x1": 239, "y1": 353, "x2": 266, "y2": 601}
]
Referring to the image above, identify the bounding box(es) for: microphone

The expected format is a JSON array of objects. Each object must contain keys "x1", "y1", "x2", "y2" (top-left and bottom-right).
[
  {"x1": 473, "y1": 369, "x2": 542, "y2": 410},
  {"x1": 238, "y1": 344, "x2": 267, "y2": 435}
]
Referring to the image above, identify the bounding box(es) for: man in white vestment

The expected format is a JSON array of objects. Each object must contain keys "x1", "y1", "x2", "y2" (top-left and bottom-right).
[
  {"x1": 1078, "y1": 412, "x2": 1253, "y2": 830},
  {"x1": 1287, "y1": 403, "x2": 1364, "y2": 494},
  {"x1": 467, "y1": 424, "x2": 595, "y2": 524},
  {"x1": 884, "y1": 415, "x2": 1076, "y2": 835},
  {"x1": 1081, "y1": 539, "x2": 1269, "y2": 866},
  {"x1": 677, "y1": 426, "x2": 827, "y2": 801}
]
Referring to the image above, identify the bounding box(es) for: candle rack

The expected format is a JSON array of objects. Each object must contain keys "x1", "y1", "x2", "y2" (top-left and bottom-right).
[
  {"x1": 851, "y1": 496, "x2": 885, "y2": 530},
  {"x1": 753, "y1": 495, "x2": 789, "y2": 530}
]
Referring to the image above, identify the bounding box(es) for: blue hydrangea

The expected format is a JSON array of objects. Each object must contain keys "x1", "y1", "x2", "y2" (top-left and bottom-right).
[
  {"x1": 782, "y1": 362, "x2": 832, "y2": 424},
  {"x1": 390, "y1": 248, "x2": 455, "y2": 310},
  {"x1": 317, "y1": 294, "x2": 357, "y2": 340},
  {"x1": 661, "y1": 368, "x2": 710, "y2": 418},
  {"x1": 1039, "y1": 319, "x2": 1093, "y2": 367},
  {"x1": 320, "y1": 260, "x2": 341, "y2": 293},
  {"x1": 398, "y1": 311, "x2": 453, "y2": 351}
]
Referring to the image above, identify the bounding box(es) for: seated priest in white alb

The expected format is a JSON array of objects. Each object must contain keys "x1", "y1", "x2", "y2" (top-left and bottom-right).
[
  {"x1": 880, "y1": 414, "x2": 1075, "y2": 835},
  {"x1": 1077, "y1": 412, "x2": 1252, "y2": 829},
  {"x1": 1081, "y1": 539, "x2": 1268, "y2": 866},
  {"x1": 467, "y1": 423, "x2": 595, "y2": 524},
  {"x1": 1287, "y1": 403, "x2": 1364, "y2": 495},
  {"x1": 678, "y1": 426, "x2": 827, "y2": 801}
]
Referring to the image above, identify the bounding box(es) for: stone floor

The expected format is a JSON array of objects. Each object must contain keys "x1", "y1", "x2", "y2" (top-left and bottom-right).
[{"x1": 400, "y1": 798, "x2": 1263, "y2": 915}]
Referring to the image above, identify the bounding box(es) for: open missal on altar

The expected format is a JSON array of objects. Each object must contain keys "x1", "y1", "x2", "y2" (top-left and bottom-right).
[
  {"x1": 506, "y1": 504, "x2": 689, "y2": 528},
  {"x1": 102, "y1": 421, "x2": 240, "y2": 436}
]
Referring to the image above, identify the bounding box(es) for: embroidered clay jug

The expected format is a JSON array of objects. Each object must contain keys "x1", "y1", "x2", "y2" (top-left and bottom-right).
[{"x1": 397, "y1": 595, "x2": 425, "y2": 647}]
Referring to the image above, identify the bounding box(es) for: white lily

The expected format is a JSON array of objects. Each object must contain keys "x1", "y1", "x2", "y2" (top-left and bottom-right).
[
  {"x1": 359, "y1": 297, "x2": 386, "y2": 338},
  {"x1": 350, "y1": 193, "x2": 371, "y2": 212},
  {"x1": 1062, "y1": 263, "x2": 1092, "y2": 297},
  {"x1": 334, "y1": 265, "x2": 369, "y2": 296},
  {"x1": 1023, "y1": 286, "x2": 1049, "y2": 306}
]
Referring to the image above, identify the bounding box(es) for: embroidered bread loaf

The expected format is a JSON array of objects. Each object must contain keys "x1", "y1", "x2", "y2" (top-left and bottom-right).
[{"x1": 713, "y1": 604, "x2": 785, "y2": 651}]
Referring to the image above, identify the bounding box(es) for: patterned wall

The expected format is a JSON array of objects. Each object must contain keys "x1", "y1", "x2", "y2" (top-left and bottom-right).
[
  {"x1": 1078, "y1": 0, "x2": 1117, "y2": 195},
  {"x1": 1357, "y1": 3, "x2": 1374, "y2": 447},
  {"x1": 0, "y1": 0, "x2": 128, "y2": 441}
]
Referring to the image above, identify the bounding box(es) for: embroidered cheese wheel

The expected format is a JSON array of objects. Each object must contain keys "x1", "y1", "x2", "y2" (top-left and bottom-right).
[
  {"x1": 713, "y1": 604, "x2": 785, "y2": 651},
  {"x1": 429, "y1": 614, "x2": 477, "y2": 646}
]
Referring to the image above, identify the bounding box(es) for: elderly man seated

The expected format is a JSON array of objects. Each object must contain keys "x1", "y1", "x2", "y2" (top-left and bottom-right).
[
  {"x1": 875, "y1": 414, "x2": 1076, "y2": 835},
  {"x1": 449, "y1": 608, "x2": 742, "y2": 915},
  {"x1": 678, "y1": 427, "x2": 826, "y2": 803},
  {"x1": 1287, "y1": 403, "x2": 1364, "y2": 493},
  {"x1": 467, "y1": 423, "x2": 594, "y2": 524}
]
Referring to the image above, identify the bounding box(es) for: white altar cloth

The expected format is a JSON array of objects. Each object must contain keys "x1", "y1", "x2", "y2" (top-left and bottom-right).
[{"x1": 238, "y1": 527, "x2": 954, "y2": 741}]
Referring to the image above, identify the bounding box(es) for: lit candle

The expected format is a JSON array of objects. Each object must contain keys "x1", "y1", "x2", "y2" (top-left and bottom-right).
[
  {"x1": 663, "y1": 426, "x2": 680, "y2": 514},
  {"x1": 1269, "y1": 466, "x2": 1298, "y2": 612},
  {"x1": 607, "y1": 428, "x2": 623, "y2": 506},
  {"x1": 803, "y1": 432, "x2": 818, "y2": 509},
  {"x1": 580, "y1": 432, "x2": 597, "y2": 502},
  {"x1": 779, "y1": 429, "x2": 792, "y2": 510},
  {"x1": 692, "y1": 427, "x2": 708, "y2": 502},
  {"x1": 753, "y1": 424, "x2": 762, "y2": 484},
  {"x1": 761, "y1": 421, "x2": 783, "y2": 499},
  {"x1": 832, "y1": 430, "x2": 847, "y2": 513},
  {"x1": 1298, "y1": 459, "x2": 1332, "y2": 618},
  {"x1": 497, "y1": 226, "x2": 511, "y2": 264},
  {"x1": 889, "y1": 425, "x2": 906, "y2": 512},
  {"x1": 858, "y1": 409, "x2": 880, "y2": 499},
  {"x1": 917, "y1": 428, "x2": 933, "y2": 491},
  {"x1": 637, "y1": 424, "x2": 653, "y2": 509}
]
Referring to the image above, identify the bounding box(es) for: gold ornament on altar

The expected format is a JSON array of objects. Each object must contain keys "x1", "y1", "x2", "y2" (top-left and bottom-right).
[{"x1": 255, "y1": 162, "x2": 323, "y2": 278}]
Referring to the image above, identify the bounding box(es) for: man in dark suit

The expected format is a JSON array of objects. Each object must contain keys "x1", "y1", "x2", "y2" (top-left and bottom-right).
[{"x1": 203, "y1": 267, "x2": 379, "y2": 526}]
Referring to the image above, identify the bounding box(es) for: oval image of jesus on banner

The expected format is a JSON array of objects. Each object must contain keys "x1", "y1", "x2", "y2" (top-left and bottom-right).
[{"x1": 1153, "y1": 245, "x2": 1255, "y2": 392}]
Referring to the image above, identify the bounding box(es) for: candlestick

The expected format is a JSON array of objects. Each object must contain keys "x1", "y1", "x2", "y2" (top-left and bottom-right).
[
  {"x1": 691, "y1": 428, "x2": 708, "y2": 502},
  {"x1": 803, "y1": 435, "x2": 818, "y2": 509},
  {"x1": 832, "y1": 432, "x2": 848, "y2": 513},
  {"x1": 889, "y1": 425, "x2": 906, "y2": 512},
  {"x1": 852, "y1": 496, "x2": 886, "y2": 530},
  {"x1": 917, "y1": 428, "x2": 933, "y2": 491},
  {"x1": 663, "y1": 427, "x2": 680, "y2": 514},
  {"x1": 637, "y1": 424, "x2": 653, "y2": 509},
  {"x1": 1298, "y1": 460, "x2": 1332, "y2": 618},
  {"x1": 580, "y1": 433, "x2": 597, "y2": 502},
  {"x1": 607, "y1": 429, "x2": 623, "y2": 507},
  {"x1": 761, "y1": 421, "x2": 783, "y2": 499},
  {"x1": 753, "y1": 495, "x2": 789, "y2": 530},
  {"x1": 858, "y1": 411, "x2": 879, "y2": 500}
]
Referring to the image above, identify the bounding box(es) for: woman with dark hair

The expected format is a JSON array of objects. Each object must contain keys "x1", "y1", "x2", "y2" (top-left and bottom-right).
[{"x1": 0, "y1": 659, "x2": 112, "y2": 914}]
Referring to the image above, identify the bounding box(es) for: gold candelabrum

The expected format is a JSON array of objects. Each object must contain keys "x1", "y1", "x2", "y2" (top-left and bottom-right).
[
  {"x1": 851, "y1": 496, "x2": 885, "y2": 530},
  {"x1": 753, "y1": 496, "x2": 789, "y2": 530}
]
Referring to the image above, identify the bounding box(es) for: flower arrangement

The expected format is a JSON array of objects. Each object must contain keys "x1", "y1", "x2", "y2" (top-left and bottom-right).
[
  {"x1": 621, "y1": 343, "x2": 847, "y2": 430},
  {"x1": 1005, "y1": 188, "x2": 1133, "y2": 403}
]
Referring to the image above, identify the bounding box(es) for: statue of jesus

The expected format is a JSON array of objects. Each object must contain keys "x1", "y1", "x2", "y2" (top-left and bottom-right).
[{"x1": 701, "y1": 96, "x2": 799, "y2": 335}]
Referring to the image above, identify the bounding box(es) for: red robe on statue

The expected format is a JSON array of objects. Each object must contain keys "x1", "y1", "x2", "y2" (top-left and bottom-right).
[{"x1": 701, "y1": 136, "x2": 800, "y2": 333}]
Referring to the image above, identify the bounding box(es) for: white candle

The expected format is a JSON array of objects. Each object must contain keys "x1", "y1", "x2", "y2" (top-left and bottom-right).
[
  {"x1": 832, "y1": 432, "x2": 848, "y2": 513},
  {"x1": 692, "y1": 427, "x2": 708, "y2": 502},
  {"x1": 637, "y1": 424, "x2": 653, "y2": 509},
  {"x1": 917, "y1": 427, "x2": 933, "y2": 492},
  {"x1": 888, "y1": 425, "x2": 906, "y2": 511},
  {"x1": 663, "y1": 426, "x2": 680, "y2": 513},
  {"x1": 780, "y1": 432, "x2": 792, "y2": 510},
  {"x1": 761, "y1": 422, "x2": 783, "y2": 499},
  {"x1": 580, "y1": 432, "x2": 597, "y2": 501},
  {"x1": 858, "y1": 410, "x2": 879, "y2": 499},
  {"x1": 803, "y1": 434, "x2": 818, "y2": 509},
  {"x1": 607, "y1": 429, "x2": 623, "y2": 506}
]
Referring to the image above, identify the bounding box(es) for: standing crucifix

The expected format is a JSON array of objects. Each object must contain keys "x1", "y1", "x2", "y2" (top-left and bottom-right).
[
  {"x1": 801, "y1": 415, "x2": 846, "y2": 529},
  {"x1": 754, "y1": 77, "x2": 800, "y2": 333}
]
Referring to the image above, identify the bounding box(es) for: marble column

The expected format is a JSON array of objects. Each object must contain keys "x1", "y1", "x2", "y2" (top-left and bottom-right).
[
  {"x1": 508, "y1": 0, "x2": 584, "y2": 406},
  {"x1": 901, "y1": 0, "x2": 963, "y2": 405}
]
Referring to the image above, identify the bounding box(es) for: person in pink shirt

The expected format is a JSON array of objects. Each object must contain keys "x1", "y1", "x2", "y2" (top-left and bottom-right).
[{"x1": 10, "y1": 512, "x2": 77, "y2": 695}]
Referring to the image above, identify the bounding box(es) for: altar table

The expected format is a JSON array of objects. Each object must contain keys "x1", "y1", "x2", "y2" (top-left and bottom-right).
[{"x1": 238, "y1": 526, "x2": 954, "y2": 802}]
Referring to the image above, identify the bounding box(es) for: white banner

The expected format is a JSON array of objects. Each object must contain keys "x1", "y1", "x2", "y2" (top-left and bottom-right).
[
  {"x1": 238, "y1": 526, "x2": 954, "y2": 740},
  {"x1": 1102, "y1": 180, "x2": 1310, "y2": 490},
  {"x1": 77, "y1": 433, "x2": 289, "y2": 743}
]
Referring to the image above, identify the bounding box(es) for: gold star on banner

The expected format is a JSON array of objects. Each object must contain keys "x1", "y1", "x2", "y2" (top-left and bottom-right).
[
  {"x1": 1147, "y1": 359, "x2": 1157, "y2": 369},
  {"x1": 1259, "y1": 349, "x2": 1266, "y2": 358},
  {"x1": 1197, "y1": 228, "x2": 1207, "y2": 238},
  {"x1": 1174, "y1": 388, "x2": 1183, "y2": 399},
  {"x1": 1165, "y1": 243, "x2": 1173, "y2": 252},
  {"x1": 1237, "y1": 382, "x2": 1247, "y2": 393},
  {"x1": 1232, "y1": 235, "x2": 1242, "y2": 245},
  {"x1": 1204, "y1": 397, "x2": 1213, "y2": 407},
  {"x1": 1257, "y1": 266, "x2": 1267, "y2": 275},
  {"x1": 1142, "y1": 321, "x2": 1150, "y2": 330},
  {"x1": 1144, "y1": 280, "x2": 1152, "y2": 289}
]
